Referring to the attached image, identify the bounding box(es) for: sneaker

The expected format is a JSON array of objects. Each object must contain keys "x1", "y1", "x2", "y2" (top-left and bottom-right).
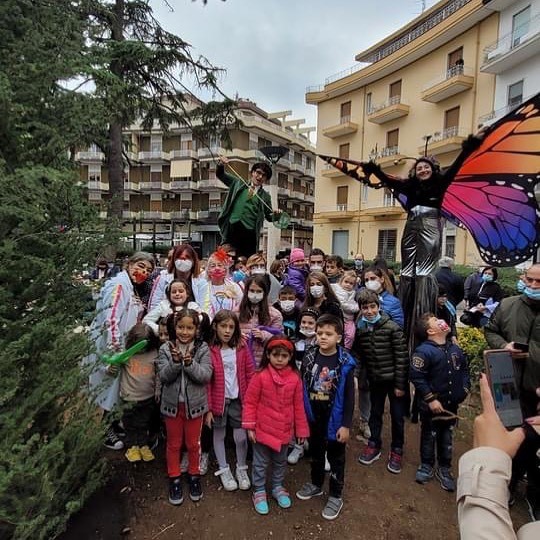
[
  {"x1": 436, "y1": 466, "x2": 456, "y2": 492},
  {"x1": 200, "y1": 452, "x2": 209, "y2": 476},
  {"x1": 252, "y1": 490, "x2": 269, "y2": 515},
  {"x1": 180, "y1": 452, "x2": 189, "y2": 474},
  {"x1": 104, "y1": 427, "x2": 124, "y2": 450},
  {"x1": 322, "y1": 496, "x2": 343, "y2": 521},
  {"x1": 287, "y1": 444, "x2": 304, "y2": 465},
  {"x1": 358, "y1": 442, "x2": 381, "y2": 465},
  {"x1": 236, "y1": 465, "x2": 251, "y2": 491},
  {"x1": 296, "y1": 482, "x2": 323, "y2": 500},
  {"x1": 139, "y1": 445, "x2": 155, "y2": 462},
  {"x1": 188, "y1": 475, "x2": 203, "y2": 502},
  {"x1": 168, "y1": 477, "x2": 183, "y2": 506},
  {"x1": 415, "y1": 463, "x2": 434, "y2": 484},
  {"x1": 525, "y1": 495, "x2": 540, "y2": 521},
  {"x1": 215, "y1": 466, "x2": 238, "y2": 491},
  {"x1": 272, "y1": 486, "x2": 292, "y2": 509},
  {"x1": 387, "y1": 449, "x2": 402, "y2": 474},
  {"x1": 125, "y1": 445, "x2": 142, "y2": 462},
  {"x1": 325, "y1": 453, "x2": 331, "y2": 472}
]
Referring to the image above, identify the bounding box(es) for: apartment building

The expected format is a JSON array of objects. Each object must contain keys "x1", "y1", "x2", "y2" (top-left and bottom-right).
[
  {"x1": 306, "y1": 0, "x2": 533, "y2": 265},
  {"x1": 77, "y1": 98, "x2": 315, "y2": 257}
]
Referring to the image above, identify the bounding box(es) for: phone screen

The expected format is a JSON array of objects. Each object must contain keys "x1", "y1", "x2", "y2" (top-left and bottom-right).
[{"x1": 484, "y1": 350, "x2": 523, "y2": 428}]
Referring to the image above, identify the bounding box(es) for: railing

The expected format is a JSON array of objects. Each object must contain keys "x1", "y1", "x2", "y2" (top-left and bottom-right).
[
  {"x1": 477, "y1": 95, "x2": 531, "y2": 125},
  {"x1": 197, "y1": 146, "x2": 224, "y2": 158},
  {"x1": 138, "y1": 151, "x2": 170, "y2": 160},
  {"x1": 316, "y1": 204, "x2": 360, "y2": 213},
  {"x1": 368, "y1": 95, "x2": 403, "y2": 114},
  {"x1": 429, "y1": 126, "x2": 468, "y2": 142},
  {"x1": 170, "y1": 149, "x2": 198, "y2": 159},
  {"x1": 370, "y1": 146, "x2": 400, "y2": 160},
  {"x1": 76, "y1": 151, "x2": 104, "y2": 161},
  {"x1": 422, "y1": 66, "x2": 473, "y2": 90},
  {"x1": 483, "y1": 13, "x2": 540, "y2": 63}
]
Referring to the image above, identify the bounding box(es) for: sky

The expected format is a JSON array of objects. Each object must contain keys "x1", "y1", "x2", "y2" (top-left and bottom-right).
[{"x1": 150, "y1": 0, "x2": 440, "y2": 136}]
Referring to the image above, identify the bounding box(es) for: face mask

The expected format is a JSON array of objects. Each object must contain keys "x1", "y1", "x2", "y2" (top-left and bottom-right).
[
  {"x1": 517, "y1": 279, "x2": 526, "y2": 293},
  {"x1": 365, "y1": 280, "x2": 381, "y2": 292},
  {"x1": 436, "y1": 319, "x2": 450, "y2": 332},
  {"x1": 248, "y1": 292, "x2": 264, "y2": 304},
  {"x1": 300, "y1": 328, "x2": 316, "y2": 337},
  {"x1": 310, "y1": 264, "x2": 323, "y2": 272},
  {"x1": 280, "y1": 300, "x2": 295, "y2": 312},
  {"x1": 354, "y1": 260, "x2": 363, "y2": 269},
  {"x1": 131, "y1": 270, "x2": 148, "y2": 284},
  {"x1": 208, "y1": 268, "x2": 226, "y2": 280},
  {"x1": 251, "y1": 268, "x2": 266, "y2": 275},
  {"x1": 362, "y1": 313, "x2": 381, "y2": 325},
  {"x1": 310, "y1": 285, "x2": 324, "y2": 298},
  {"x1": 175, "y1": 259, "x2": 193, "y2": 273},
  {"x1": 524, "y1": 286, "x2": 540, "y2": 301},
  {"x1": 481, "y1": 274, "x2": 493, "y2": 283}
]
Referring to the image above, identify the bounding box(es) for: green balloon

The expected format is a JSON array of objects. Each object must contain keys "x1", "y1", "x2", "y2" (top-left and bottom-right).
[{"x1": 102, "y1": 339, "x2": 149, "y2": 365}]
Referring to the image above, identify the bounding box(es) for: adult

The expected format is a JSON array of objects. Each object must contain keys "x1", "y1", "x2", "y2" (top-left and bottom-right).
[
  {"x1": 465, "y1": 266, "x2": 503, "y2": 328},
  {"x1": 148, "y1": 243, "x2": 210, "y2": 314},
  {"x1": 90, "y1": 257, "x2": 119, "y2": 281},
  {"x1": 244, "y1": 253, "x2": 281, "y2": 305},
  {"x1": 464, "y1": 266, "x2": 483, "y2": 308},
  {"x1": 86, "y1": 252, "x2": 155, "y2": 449},
  {"x1": 353, "y1": 253, "x2": 365, "y2": 277},
  {"x1": 216, "y1": 156, "x2": 281, "y2": 258},
  {"x1": 206, "y1": 248, "x2": 243, "y2": 318},
  {"x1": 457, "y1": 374, "x2": 540, "y2": 538},
  {"x1": 484, "y1": 263, "x2": 540, "y2": 519},
  {"x1": 435, "y1": 256, "x2": 464, "y2": 308},
  {"x1": 308, "y1": 248, "x2": 326, "y2": 273}
]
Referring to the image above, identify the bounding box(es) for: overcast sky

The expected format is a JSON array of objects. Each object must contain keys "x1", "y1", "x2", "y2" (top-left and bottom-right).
[{"x1": 151, "y1": 0, "x2": 439, "y2": 135}]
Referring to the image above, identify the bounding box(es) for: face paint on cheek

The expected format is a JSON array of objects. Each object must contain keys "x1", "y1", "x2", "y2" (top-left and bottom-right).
[{"x1": 131, "y1": 270, "x2": 148, "y2": 284}]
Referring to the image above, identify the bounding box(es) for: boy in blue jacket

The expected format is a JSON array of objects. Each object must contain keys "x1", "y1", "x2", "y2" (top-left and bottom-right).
[{"x1": 410, "y1": 313, "x2": 470, "y2": 492}]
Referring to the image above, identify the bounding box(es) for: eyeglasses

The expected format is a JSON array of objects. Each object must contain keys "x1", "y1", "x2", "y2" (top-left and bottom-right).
[
  {"x1": 253, "y1": 170, "x2": 267, "y2": 178},
  {"x1": 525, "y1": 276, "x2": 540, "y2": 285}
]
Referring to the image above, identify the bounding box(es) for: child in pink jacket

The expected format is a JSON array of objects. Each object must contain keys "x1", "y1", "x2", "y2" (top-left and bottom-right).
[{"x1": 242, "y1": 335, "x2": 309, "y2": 515}]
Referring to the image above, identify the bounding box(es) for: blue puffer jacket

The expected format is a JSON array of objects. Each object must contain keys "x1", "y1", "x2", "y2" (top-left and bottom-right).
[{"x1": 301, "y1": 345, "x2": 356, "y2": 440}]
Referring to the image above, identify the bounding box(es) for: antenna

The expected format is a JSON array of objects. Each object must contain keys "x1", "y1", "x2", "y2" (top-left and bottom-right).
[{"x1": 421, "y1": 0, "x2": 426, "y2": 12}]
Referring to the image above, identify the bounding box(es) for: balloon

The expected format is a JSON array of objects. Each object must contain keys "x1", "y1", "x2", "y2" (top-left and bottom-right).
[{"x1": 102, "y1": 339, "x2": 148, "y2": 365}]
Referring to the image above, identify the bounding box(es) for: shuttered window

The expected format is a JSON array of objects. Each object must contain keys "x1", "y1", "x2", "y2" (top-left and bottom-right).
[
  {"x1": 339, "y1": 143, "x2": 350, "y2": 159},
  {"x1": 377, "y1": 229, "x2": 397, "y2": 262}
]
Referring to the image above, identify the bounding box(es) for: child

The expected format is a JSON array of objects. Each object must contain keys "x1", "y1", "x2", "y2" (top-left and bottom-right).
[
  {"x1": 273, "y1": 285, "x2": 300, "y2": 339},
  {"x1": 284, "y1": 248, "x2": 308, "y2": 301},
  {"x1": 206, "y1": 310, "x2": 254, "y2": 491},
  {"x1": 331, "y1": 270, "x2": 359, "y2": 349},
  {"x1": 302, "y1": 271, "x2": 343, "y2": 322},
  {"x1": 206, "y1": 248, "x2": 244, "y2": 318},
  {"x1": 242, "y1": 336, "x2": 309, "y2": 515},
  {"x1": 232, "y1": 257, "x2": 247, "y2": 283},
  {"x1": 238, "y1": 275, "x2": 283, "y2": 368},
  {"x1": 410, "y1": 313, "x2": 470, "y2": 492},
  {"x1": 325, "y1": 255, "x2": 344, "y2": 284},
  {"x1": 158, "y1": 309, "x2": 213, "y2": 506},
  {"x1": 354, "y1": 290, "x2": 408, "y2": 474},
  {"x1": 143, "y1": 278, "x2": 201, "y2": 335},
  {"x1": 297, "y1": 314, "x2": 356, "y2": 521},
  {"x1": 120, "y1": 323, "x2": 160, "y2": 463}
]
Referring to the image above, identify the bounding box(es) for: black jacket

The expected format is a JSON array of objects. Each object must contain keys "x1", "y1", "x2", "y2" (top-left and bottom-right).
[{"x1": 436, "y1": 267, "x2": 464, "y2": 307}]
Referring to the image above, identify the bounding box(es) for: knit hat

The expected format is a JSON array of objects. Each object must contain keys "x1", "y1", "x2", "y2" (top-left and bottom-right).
[{"x1": 290, "y1": 248, "x2": 305, "y2": 264}]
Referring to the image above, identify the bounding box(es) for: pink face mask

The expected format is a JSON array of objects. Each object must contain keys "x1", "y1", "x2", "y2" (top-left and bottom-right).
[
  {"x1": 436, "y1": 319, "x2": 450, "y2": 332},
  {"x1": 208, "y1": 268, "x2": 226, "y2": 280},
  {"x1": 131, "y1": 270, "x2": 148, "y2": 284}
]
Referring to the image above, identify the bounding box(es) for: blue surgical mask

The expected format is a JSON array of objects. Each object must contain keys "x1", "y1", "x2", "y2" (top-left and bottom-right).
[
  {"x1": 516, "y1": 279, "x2": 526, "y2": 293},
  {"x1": 481, "y1": 274, "x2": 493, "y2": 283},
  {"x1": 524, "y1": 286, "x2": 540, "y2": 301},
  {"x1": 362, "y1": 313, "x2": 381, "y2": 325}
]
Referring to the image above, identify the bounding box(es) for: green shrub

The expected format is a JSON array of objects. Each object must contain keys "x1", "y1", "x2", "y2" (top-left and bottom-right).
[{"x1": 457, "y1": 326, "x2": 487, "y2": 387}]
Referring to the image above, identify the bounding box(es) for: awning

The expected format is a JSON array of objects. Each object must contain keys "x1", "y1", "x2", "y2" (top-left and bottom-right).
[{"x1": 170, "y1": 160, "x2": 193, "y2": 178}]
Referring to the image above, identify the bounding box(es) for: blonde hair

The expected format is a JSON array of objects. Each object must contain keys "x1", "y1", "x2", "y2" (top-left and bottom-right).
[
  {"x1": 246, "y1": 254, "x2": 266, "y2": 268},
  {"x1": 339, "y1": 270, "x2": 357, "y2": 284}
]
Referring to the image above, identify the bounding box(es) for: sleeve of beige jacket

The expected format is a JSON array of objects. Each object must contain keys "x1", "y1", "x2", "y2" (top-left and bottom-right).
[{"x1": 457, "y1": 447, "x2": 516, "y2": 540}]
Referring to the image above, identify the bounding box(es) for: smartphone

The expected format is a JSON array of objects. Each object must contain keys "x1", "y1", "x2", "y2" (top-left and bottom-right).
[
  {"x1": 514, "y1": 342, "x2": 529, "y2": 352},
  {"x1": 483, "y1": 349, "x2": 523, "y2": 428}
]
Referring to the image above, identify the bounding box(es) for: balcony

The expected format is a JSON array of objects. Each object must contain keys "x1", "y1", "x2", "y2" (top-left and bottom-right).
[
  {"x1": 124, "y1": 181, "x2": 140, "y2": 192},
  {"x1": 315, "y1": 204, "x2": 360, "y2": 221},
  {"x1": 76, "y1": 151, "x2": 105, "y2": 162},
  {"x1": 322, "y1": 116, "x2": 359, "y2": 139},
  {"x1": 170, "y1": 149, "x2": 198, "y2": 160},
  {"x1": 370, "y1": 146, "x2": 408, "y2": 169},
  {"x1": 477, "y1": 96, "x2": 530, "y2": 127},
  {"x1": 421, "y1": 65, "x2": 474, "y2": 103},
  {"x1": 198, "y1": 178, "x2": 227, "y2": 190},
  {"x1": 198, "y1": 146, "x2": 225, "y2": 159},
  {"x1": 303, "y1": 167, "x2": 316, "y2": 178},
  {"x1": 87, "y1": 180, "x2": 108, "y2": 191},
  {"x1": 320, "y1": 162, "x2": 346, "y2": 178},
  {"x1": 138, "y1": 150, "x2": 170, "y2": 162},
  {"x1": 138, "y1": 211, "x2": 170, "y2": 220},
  {"x1": 481, "y1": 14, "x2": 540, "y2": 74},
  {"x1": 170, "y1": 210, "x2": 191, "y2": 220},
  {"x1": 362, "y1": 196, "x2": 404, "y2": 217},
  {"x1": 367, "y1": 96, "x2": 410, "y2": 124},
  {"x1": 290, "y1": 162, "x2": 306, "y2": 175},
  {"x1": 419, "y1": 126, "x2": 467, "y2": 155},
  {"x1": 170, "y1": 180, "x2": 198, "y2": 191}
]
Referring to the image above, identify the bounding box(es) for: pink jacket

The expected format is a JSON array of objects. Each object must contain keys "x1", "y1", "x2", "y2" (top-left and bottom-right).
[
  {"x1": 242, "y1": 365, "x2": 309, "y2": 452},
  {"x1": 207, "y1": 343, "x2": 255, "y2": 416}
]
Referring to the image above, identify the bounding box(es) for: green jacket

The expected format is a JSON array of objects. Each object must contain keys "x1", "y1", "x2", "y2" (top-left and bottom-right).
[
  {"x1": 216, "y1": 164, "x2": 273, "y2": 242},
  {"x1": 484, "y1": 295, "x2": 540, "y2": 394}
]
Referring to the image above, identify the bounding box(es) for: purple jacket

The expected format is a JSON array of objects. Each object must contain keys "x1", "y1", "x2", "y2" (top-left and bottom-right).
[{"x1": 285, "y1": 265, "x2": 308, "y2": 301}]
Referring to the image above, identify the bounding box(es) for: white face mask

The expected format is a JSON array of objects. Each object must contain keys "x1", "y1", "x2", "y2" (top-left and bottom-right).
[
  {"x1": 175, "y1": 259, "x2": 193, "y2": 273},
  {"x1": 279, "y1": 300, "x2": 295, "y2": 312},
  {"x1": 310, "y1": 264, "x2": 323, "y2": 272},
  {"x1": 248, "y1": 292, "x2": 264, "y2": 304},
  {"x1": 251, "y1": 268, "x2": 266, "y2": 275},
  {"x1": 310, "y1": 285, "x2": 324, "y2": 298},
  {"x1": 365, "y1": 280, "x2": 381, "y2": 292},
  {"x1": 300, "y1": 327, "x2": 316, "y2": 337}
]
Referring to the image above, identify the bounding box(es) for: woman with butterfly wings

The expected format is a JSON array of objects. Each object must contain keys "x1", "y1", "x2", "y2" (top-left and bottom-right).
[{"x1": 320, "y1": 93, "x2": 540, "y2": 348}]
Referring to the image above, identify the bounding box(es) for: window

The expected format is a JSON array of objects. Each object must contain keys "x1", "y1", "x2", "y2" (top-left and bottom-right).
[
  {"x1": 150, "y1": 135, "x2": 162, "y2": 153},
  {"x1": 447, "y1": 47, "x2": 464, "y2": 77},
  {"x1": 383, "y1": 188, "x2": 396, "y2": 207},
  {"x1": 340, "y1": 101, "x2": 351, "y2": 123},
  {"x1": 88, "y1": 164, "x2": 101, "y2": 182},
  {"x1": 336, "y1": 186, "x2": 348, "y2": 211},
  {"x1": 338, "y1": 143, "x2": 350, "y2": 159},
  {"x1": 377, "y1": 229, "x2": 397, "y2": 262},
  {"x1": 366, "y1": 92, "x2": 372, "y2": 113},
  {"x1": 444, "y1": 235, "x2": 456, "y2": 258},
  {"x1": 512, "y1": 6, "x2": 531, "y2": 47},
  {"x1": 361, "y1": 184, "x2": 369, "y2": 203},
  {"x1": 386, "y1": 129, "x2": 399, "y2": 151},
  {"x1": 507, "y1": 81, "x2": 523, "y2": 108},
  {"x1": 389, "y1": 80, "x2": 402, "y2": 104},
  {"x1": 444, "y1": 106, "x2": 460, "y2": 137},
  {"x1": 332, "y1": 230, "x2": 349, "y2": 258}
]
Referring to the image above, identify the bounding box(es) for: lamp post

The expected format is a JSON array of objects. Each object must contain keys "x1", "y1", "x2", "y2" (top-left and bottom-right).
[{"x1": 259, "y1": 145, "x2": 287, "y2": 264}]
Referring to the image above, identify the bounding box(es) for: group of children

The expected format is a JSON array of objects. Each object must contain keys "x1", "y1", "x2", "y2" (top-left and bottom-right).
[{"x1": 105, "y1": 249, "x2": 471, "y2": 520}]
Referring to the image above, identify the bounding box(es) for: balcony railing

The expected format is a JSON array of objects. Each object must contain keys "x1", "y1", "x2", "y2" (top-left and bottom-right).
[
  {"x1": 422, "y1": 66, "x2": 474, "y2": 91},
  {"x1": 138, "y1": 150, "x2": 170, "y2": 161},
  {"x1": 368, "y1": 94, "x2": 403, "y2": 114},
  {"x1": 477, "y1": 96, "x2": 530, "y2": 126},
  {"x1": 170, "y1": 149, "x2": 198, "y2": 159},
  {"x1": 76, "y1": 151, "x2": 104, "y2": 161}
]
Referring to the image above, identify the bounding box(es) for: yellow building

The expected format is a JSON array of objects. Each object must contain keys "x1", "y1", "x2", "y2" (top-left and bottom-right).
[{"x1": 306, "y1": 0, "x2": 505, "y2": 265}]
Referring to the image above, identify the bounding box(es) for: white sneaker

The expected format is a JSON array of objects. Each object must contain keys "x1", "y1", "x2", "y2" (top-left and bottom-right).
[
  {"x1": 180, "y1": 452, "x2": 189, "y2": 474},
  {"x1": 287, "y1": 444, "x2": 304, "y2": 465},
  {"x1": 215, "y1": 466, "x2": 238, "y2": 491},
  {"x1": 325, "y1": 453, "x2": 331, "y2": 472},
  {"x1": 235, "y1": 465, "x2": 251, "y2": 490},
  {"x1": 200, "y1": 452, "x2": 209, "y2": 476}
]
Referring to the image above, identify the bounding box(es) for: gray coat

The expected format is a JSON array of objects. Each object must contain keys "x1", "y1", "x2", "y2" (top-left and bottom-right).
[{"x1": 158, "y1": 340, "x2": 212, "y2": 419}]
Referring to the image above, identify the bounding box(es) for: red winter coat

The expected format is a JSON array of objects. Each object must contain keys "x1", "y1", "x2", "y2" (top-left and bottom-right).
[
  {"x1": 207, "y1": 343, "x2": 255, "y2": 416},
  {"x1": 242, "y1": 365, "x2": 309, "y2": 452}
]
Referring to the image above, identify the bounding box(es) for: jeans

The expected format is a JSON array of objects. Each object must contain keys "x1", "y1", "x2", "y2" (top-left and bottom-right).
[
  {"x1": 357, "y1": 367, "x2": 371, "y2": 423},
  {"x1": 419, "y1": 406, "x2": 456, "y2": 468},
  {"x1": 252, "y1": 442, "x2": 288, "y2": 492},
  {"x1": 368, "y1": 381, "x2": 405, "y2": 450}
]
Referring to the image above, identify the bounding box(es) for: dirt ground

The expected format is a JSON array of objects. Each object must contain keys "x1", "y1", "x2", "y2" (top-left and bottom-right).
[{"x1": 60, "y1": 408, "x2": 531, "y2": 540}]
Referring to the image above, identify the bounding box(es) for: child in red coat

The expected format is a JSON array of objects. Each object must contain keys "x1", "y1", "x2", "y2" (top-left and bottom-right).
[
  {"x1": 206, "y1": 310, "x2": 255, "y2": 492},
  {"x1": 242, "y1": 335, "x2": 309, "y2": 515}
]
